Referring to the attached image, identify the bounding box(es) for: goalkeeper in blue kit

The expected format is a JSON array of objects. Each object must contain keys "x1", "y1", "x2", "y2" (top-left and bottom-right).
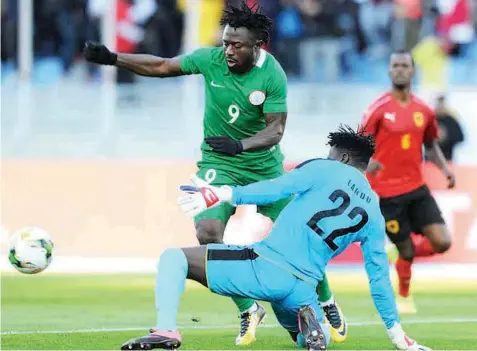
[{"x1": 121, "y1": 125, "x2": 431, "y2": 351}]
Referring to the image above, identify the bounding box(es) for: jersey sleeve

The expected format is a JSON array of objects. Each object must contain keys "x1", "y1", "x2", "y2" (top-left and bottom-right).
[
  {"x1": 424, "y1": 108, "x2": 439, "y2": 144},
  {"x1": 360, "y1": 103, "x2": 382, "y2": 136},
  {"x1": 360, "y1": 216, "x2": 400, "y2": 329},
  {"x1": 231, "y1": 160, "x2": 320, "y2": 205},
  {"x1": 179, "y1": 47, "x2": 213, "y2": 75},
  {"x1": 262, "y1": 63, "x2": 287, "y2": 114}
]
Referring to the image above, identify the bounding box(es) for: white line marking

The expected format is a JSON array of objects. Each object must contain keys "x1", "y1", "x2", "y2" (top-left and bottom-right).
[{"x1": 2, "y1": 318, "x2": 476, "y2": 335}]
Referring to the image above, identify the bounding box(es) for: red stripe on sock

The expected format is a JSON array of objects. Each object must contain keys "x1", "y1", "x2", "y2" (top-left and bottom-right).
[{"x1": 396, "y1": 258, "x2": 412, "y2": 297}]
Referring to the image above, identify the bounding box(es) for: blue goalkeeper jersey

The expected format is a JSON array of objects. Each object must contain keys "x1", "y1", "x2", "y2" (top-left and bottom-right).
[{"x1": 231, "y1": 158, "x2": 399, "y2": 328}]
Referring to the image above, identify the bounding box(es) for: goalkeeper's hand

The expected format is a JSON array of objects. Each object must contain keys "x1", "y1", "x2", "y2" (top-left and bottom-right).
[
  {"x1": 178, "y1": 175, "x2": 233, "y2": 218},
  {"x1": 387, "y1": 323, "x2": 432, "y2": 351}
]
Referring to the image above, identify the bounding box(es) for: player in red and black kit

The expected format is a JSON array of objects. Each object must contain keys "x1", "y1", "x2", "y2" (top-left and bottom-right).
[{"x1": 360, "y1": 50, "x2": 455, "y2": 314}]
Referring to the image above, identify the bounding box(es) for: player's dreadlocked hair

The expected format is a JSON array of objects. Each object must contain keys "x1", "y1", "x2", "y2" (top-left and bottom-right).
[
  {"x1": 327, "y1": 124, "x2": 376, "y2": 169},
  {"x1": 220, "y1": 1, "x2": 273, "y2": 44}
]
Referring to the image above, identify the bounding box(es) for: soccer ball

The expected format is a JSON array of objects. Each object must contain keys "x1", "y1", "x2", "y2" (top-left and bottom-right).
[{"x1": 8, "y1": 227, "x2": 54, "y2": 274}]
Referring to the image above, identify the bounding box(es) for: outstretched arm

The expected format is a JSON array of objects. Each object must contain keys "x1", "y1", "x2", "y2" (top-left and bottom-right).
[
  {"x1": 231, "y1": 161, "x2": 316, "y2": 205},
  {"x1": 83, "y1": 41, "x2": 184, "y2": 77},
  {"x1": 360, "y1": 220, "x2": 432, "y2": 350},
  {"x1": 83, "y1": 42, "x2": 211, "y2": 78},
  {"x1": 178, "y1": 160, "x2": 323, "y2": 218},
  {"x1": 360, "y1": 228, "x2": 400, "y2": 329},
  {"x1": 116, "y1": 54, "x2": 183, "y2": 77}
]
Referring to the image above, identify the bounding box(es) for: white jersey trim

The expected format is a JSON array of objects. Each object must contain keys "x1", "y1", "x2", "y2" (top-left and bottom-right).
[{"x1": 255, "y1": 49, "x2": 267, "y2": 68}]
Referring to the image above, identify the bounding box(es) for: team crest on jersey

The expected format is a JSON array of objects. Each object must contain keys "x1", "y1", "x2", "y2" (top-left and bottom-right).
[
  {"x1": 413, "y1": 112, "x2": 424, "y2": 127},
  {"x1": 249, "y1": 90, "x2": 266, "y2": 106},
  {"x1": 386, "y1": 220, "x2": 400, "y2": 234}
]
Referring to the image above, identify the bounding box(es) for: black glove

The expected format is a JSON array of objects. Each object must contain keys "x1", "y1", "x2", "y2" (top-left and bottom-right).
[
  {"x1": 205, "y1": 136, "x2": 244, "y2": 156},
  {"x1": 83, "y1": 41, "x2": 117, "y2": 65}
]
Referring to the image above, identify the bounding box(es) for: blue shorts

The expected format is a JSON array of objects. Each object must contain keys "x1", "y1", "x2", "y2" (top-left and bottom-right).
[{"x1": 206, "y1": 244, "x2": 326, "y2": 333}]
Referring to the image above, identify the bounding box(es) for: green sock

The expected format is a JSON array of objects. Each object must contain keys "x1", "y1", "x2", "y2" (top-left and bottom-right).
[
  {"x1": 232, "y1": 296, "x2": 255, "y2": 313},
  {"x1": 317, "y1": 274, "x2": 333, "y2": 303}
]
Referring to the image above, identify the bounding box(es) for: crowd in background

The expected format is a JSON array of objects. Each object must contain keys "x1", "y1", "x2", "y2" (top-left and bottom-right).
[
  {"x1": 0, "y1": 0, "x2": 470, "y2": 161},
  {"x1": 1, "y1": 0, "x2": 476, "y2": 84}
]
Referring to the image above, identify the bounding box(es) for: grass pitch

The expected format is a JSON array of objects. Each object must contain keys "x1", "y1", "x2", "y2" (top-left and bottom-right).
[{"x1": 1, "y1": 272, "x2": 476, "y2": 350}]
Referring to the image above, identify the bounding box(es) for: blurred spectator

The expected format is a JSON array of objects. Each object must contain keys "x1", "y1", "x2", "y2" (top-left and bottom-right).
[
  {"x1": 358, "y1": 0, "x2": 394, "y2": 58},
  {"x1": 256, "y1": 0, "x2": 281, "y2": 52},
  {"x1": 298, "y1": 0, "x2": 342, "y2": 82},
  {"x1": 473, "y1": 0, "x2": 477, "y2": 28},
  {"x1": 412, "y1": 36, "x2": 448, "y2": 90},
  {"x1": 392, "y1": 0, "x2": 423, "y2": 51},
  {"x1": 419, "y1": 0, "x2": 439, "y2": 38},
  {"x1": 87, "y1": 0, "x2": 159, "y2": 83},
  {"x1": 139, "y1": 0, "x2": 182, "y2": 57},
  {"x1": 433, "y1": 94, "x2": 465, "y2": 161},
  {"x1": 275, "y1": 0, "x2": 303, "y2": 76},
  {"x1": 435, "y1": 0, "x2": 475, "y2": 56},
  {"x1": 2, "y1": 0, "x2": 476, "y2": 84},
  {"x1": 197, "y1": 0, "x2": 223, "y2": 46},
  {"x1": 335, "y1": 0, "x2": 366, "y2": 75},
  {"x1": 1, "y1": 0, "x2": 18, "y2": 63},
  {"x1": 32, "y1": 0, "x2": 86, "y2": 73}
]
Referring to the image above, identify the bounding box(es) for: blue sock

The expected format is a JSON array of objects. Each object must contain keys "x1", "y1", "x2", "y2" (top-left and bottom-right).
[
  {"x1": 155, "y1": 248, "x2": 188, "y2": 331},
  {"x1": 295, "y1": 333, "x2": 306, "y2": 348}
]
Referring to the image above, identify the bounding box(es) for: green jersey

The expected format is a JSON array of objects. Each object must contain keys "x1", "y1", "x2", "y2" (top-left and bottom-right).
[{"x1": 180, "y1": 46, "x2": 287, "y2": 172}]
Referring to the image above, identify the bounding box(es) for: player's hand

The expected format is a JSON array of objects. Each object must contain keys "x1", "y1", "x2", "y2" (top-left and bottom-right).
[
  {"x1": 366, "y1": 158, "x2": 384, "y2": 175},
  {"x1": 387, "y1": 323, "x2": 432, "y2": 351},
  {"x1": 177, "y1": 175, "x2": 233, "y2": 218},
  {"x1": 446, "y1": 172, "x2": 456, "y2": 189},
  {"x1": 83, "y1": 41, "x2": 117, "y2": 65},
  {"x1": 205, "y1": 136, "x2": 244, "y2": 156}
]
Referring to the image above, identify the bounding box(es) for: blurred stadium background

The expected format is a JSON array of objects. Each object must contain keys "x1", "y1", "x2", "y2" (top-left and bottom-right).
[{"x1": 1, "y1": 0, "x2": 477, "y2": 349}]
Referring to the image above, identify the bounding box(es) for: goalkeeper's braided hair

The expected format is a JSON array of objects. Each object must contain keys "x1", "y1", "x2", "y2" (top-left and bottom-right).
[
  {"x1": 327, "y1": 124, "x2": 376, "y2": 169},
  {"x1": 220, "y1": 1, "x2": 273, "y2": 44}
]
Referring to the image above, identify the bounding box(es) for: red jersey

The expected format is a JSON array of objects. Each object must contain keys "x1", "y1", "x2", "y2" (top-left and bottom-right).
[{"x1": 361, "y1": 92, "x2": 439, "y2": 198}]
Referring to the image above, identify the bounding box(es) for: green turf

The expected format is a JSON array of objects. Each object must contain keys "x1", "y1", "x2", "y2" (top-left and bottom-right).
[{"x1": 1, "y1": 273, "x2": 476, "y2": 350}]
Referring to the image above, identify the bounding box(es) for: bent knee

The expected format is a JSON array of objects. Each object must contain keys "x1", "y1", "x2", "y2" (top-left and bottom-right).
[
  {"x1": 195, "y1": 220, "x2": 225, "y2": 245},
  {"x1": 433, "y1": 237, "x2": 452, "y2": 253},
  {"x1": 398, "y1": 247, "x2": 415, "y2": 262},
  {"x1": 424, "y1": 225, "x2": 452, "y2": 253}
]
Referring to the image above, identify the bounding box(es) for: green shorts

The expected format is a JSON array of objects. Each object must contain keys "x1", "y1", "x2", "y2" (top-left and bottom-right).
[{"x1": 194, "y1": 163, "x2": 292, "y2": 224}]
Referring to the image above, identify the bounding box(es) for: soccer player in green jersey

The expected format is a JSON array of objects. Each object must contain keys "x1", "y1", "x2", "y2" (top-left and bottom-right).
[{"x1": 84, "y1": 1, "x2": 347, "y2": 346}]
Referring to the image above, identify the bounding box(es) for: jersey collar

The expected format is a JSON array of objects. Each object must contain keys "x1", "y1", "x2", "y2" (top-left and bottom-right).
[{"x1": 254, "y1": 49, "x2": 267, "y2": 68}]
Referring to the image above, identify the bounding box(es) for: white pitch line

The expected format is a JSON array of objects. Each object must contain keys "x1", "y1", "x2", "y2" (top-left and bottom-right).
[{"x1": 2, "y1": 318, "x2": 476, "y2": 336}]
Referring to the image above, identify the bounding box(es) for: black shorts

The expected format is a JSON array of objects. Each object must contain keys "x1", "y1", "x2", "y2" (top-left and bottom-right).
[{"x1": 379, "y1": 185, "x2": 445, "y2": 244}]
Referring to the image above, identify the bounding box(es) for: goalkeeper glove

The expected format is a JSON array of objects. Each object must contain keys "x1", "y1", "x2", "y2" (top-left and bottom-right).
[
  {"x1": 387, "y1": 323, "x2": 432, "y2": 351},
  {"x1": 178, "y1": 175, "x2": 233, "y2": 218},
  {"x1": 83, "y1": 41, "x2": 117, "y2": 65}
]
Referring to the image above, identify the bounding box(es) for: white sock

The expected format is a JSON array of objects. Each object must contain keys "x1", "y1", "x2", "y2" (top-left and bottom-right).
[
  {"x1": 321, "y1": 296, "x2": 335, "y2": 307},
  {"x1": 246, "y1": 302, "x2": 259, "y2": 313}
]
